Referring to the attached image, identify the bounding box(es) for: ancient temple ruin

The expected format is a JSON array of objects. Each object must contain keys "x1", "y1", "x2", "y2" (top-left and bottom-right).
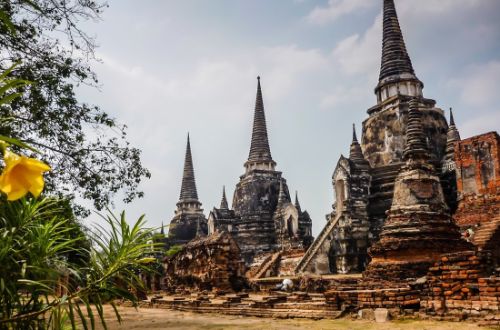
[
  {"x1": 297, "y1": 0, "x2": 455, "y2": 275},
  {"x1": 163, "y1": 231, "x2": 246, "y2": 291},
  {"x1": 149, "y1": 0, "x2": 500, "y2": 325},
  {"x1": 164, "y1": 0, "x2": 499, "y2": 279}
]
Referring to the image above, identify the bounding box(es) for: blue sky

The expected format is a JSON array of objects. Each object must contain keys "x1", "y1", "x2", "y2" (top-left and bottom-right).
[{"x1": 79, "y1": 0, "x2": 500, "y2": 235}]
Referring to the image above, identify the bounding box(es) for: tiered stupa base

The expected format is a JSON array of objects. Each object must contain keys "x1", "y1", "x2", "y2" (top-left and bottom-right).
[{"x1": 365, "y1": 161, "x2": 472, "y2": 280}]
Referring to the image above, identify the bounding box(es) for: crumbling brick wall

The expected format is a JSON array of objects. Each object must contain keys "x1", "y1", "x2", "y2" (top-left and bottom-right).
[
  {"x1": 454, "y1": 132, "x2": 500, "y2": 230},
  {"x1": 163, "y1": 232, "x2": 246, "y2": 292},
  {"x1": 421, "y1": 251, "x2": 499, "y2": 324}
]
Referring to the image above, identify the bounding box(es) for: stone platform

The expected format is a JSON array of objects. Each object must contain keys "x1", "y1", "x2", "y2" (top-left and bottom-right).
[
  {"x1": 122, "y1": 292, "x2": 343, "y2": 320},
  {"x1": 130, "y1": 261, "x2": 500, "y2": 325}
]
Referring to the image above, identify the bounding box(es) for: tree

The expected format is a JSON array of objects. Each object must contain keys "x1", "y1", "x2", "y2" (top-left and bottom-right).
[{"x1": 0, "y1": 0, "x2": 150, "y2": 215}]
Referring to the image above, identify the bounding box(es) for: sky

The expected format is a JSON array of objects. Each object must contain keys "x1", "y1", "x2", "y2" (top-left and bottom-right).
[{"x1": 78, "y1": 0, "x2": 500, "y2": 236}]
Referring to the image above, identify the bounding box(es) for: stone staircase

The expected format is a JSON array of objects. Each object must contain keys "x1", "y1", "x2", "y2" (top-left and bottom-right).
[
  {"x1": 295, "y1": 213, "x2": 342, "y2": 274},
  {"x1": 472, "y1": 217, "x2": 500, "y2": 249},
  {"x1": 253, "y1": 251, "x2": 281, "y2": 279}
]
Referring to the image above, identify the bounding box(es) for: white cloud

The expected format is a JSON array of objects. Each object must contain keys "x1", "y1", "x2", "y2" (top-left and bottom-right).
[
  {"x1": 461, "y1": 111, "x2": 500, "y2": 140},
  {"x1": 258, "y1": 45, "x2": 330, "y2": 99},
  {"x1": 320, "y1": 85, "x2": 367, "y2": 109},
  {"x1": 306, "y1": 0, "x2": 375, "y2": 25},
  {"x1": 448, "y1": 60, "x2": 500, "y2": 108},
  {"x1": 442, "y1": 60, "x2": 500, "y2": 138},
  {"x1": 331, "y1": 14, "x2": 381, "y2": 77}
]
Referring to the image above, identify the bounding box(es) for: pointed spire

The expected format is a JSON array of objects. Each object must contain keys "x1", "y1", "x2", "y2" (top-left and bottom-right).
[
  {"x1": 352, "y1": 123, "x2": 358, "y2": 143},
  {"x1": 403, "y1": 98, "x2": 428, "y2": 161},
  {"x1": 294, "y1": 191, "x2": 302, "y2": 212},
  {"x1": 446, "y1": 108, "x2": 461, "y2": 160},
  {"x1": 277, "y1": 179, "x2": 287, "y2": 209},
  {"x1": 160, "y1": 222, "x2": 164, "y2": 235},
  {"x1": 220, "y1": 186, "x2": 229, "y2": 210},
  {"x1": 449, "y1": 108, "x2": 456, "y2": 127},
  {"x1": 179, "y1": 133, "x2": 199, "y2": 202},
  {"x1": 349, "y1": 123, "x2": 367, "y2": 164},
  {"x1": 248, "y1": 76, "x2": 273, "y2": 163},
  {"x1": 195, "y1": 217, "x2": 205, "y2": 238},
  {"x1": 379, "y1": 0, "x2": 415, "y2": 81}
]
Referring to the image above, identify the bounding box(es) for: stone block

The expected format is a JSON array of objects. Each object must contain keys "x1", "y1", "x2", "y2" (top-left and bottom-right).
[{"x1": 374, "y1": 308, "x2": 390, "y2": 323}]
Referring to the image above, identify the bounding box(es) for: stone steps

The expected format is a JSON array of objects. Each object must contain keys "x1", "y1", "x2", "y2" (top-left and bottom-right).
[
  {"x1": 369, "y1": 164, "x2": 402, "y2": 195},
  {"x1": 472, "y1": 217, "x2": 500, "y2": 248},
  {"x1": 253, "y1": 251, "x2": 281, "y2": 279},
  {"x1": 295, "y1": 213, "x2": 342, "y2": 273}
]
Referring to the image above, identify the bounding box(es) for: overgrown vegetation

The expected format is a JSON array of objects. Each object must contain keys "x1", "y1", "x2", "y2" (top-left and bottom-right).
[{"x1": 0, "y1": 199, "x2": 158, "y2": 329}]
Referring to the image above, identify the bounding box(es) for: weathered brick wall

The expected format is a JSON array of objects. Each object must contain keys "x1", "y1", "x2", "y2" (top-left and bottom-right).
[
  {"x1": 332, "y1": 287, "x2": 420, "y2": 309},
  {"x1": 163, "y1": 232, "x2": 246, "y2": 292},
  {"x1": 421, "y1": 251, "x2": 499, "y2": 324},
  {"x1": 322, "y1": 251, "x2": 500, "y2": 323},
  {"x1": 454, "y1": 132, "x2": 500, "y2": 229}
]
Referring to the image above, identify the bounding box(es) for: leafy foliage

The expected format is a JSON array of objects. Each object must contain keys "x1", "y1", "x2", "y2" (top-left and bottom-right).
[
  {"x1": 0, "y1": 197, "x2": 158, "y2": 329},
  {"x1": 0, "y1": 0, "x2": 150, "y2": 214}
]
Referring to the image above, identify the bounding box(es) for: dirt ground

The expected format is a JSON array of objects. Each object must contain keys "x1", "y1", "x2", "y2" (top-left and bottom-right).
[{"x1": 97, "y1": 306, "x2": 496, "y2": 330}]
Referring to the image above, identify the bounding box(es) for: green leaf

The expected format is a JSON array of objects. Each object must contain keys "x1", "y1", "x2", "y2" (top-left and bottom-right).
[
  {"x1": 0, "y1": 92, "x2": 23, "y2": 106},
  {"x1": 21, "y1": 0, "x2": 43, "y2": 12},
  {"x1": 82, "y1": 297, "x2": 95, "y2": 330},
  {"x1": 0, "y1": 79, "x2": 32, "y2": 97},
  {"x1": 109, "y1": 301, "x2": 122, "y2": 325},
  {"x1": 95, "y1": 295, "x2": 108, "y2": 330},
  {"x1": 75, "y1": 303, "x2": 89, "y2": 330},
  {"x1": 0, "y1": 135, "x2": 39, "y2": 152},
  {"x1": 18, "y1": 279, "x2": 52, "y2": 291},
  {"x1": 67, "y1": 300, "x2": 77, "y2": 330},
  {"x1": 0, "y1": 61, "x2": 21, "y2": 80}
]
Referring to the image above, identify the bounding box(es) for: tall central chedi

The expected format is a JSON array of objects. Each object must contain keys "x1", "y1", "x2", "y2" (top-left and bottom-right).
[
  {"x1": 363, "y1": 0, "x2": 448, "y2": 231},
  {"x1": 297, "y1": 0, "x2": 451, "y2": 275}
]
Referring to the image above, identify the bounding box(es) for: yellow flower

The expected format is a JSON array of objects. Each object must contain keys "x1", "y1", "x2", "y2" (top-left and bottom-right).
[{"x1": 0, "y1": 150, "x2": 51, "y2": 201}]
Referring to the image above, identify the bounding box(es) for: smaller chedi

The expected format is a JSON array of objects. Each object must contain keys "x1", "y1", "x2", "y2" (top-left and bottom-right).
[
  {"x1": 273, "y1": 181, "x2": 314, "y2": 250},
  {"x1": 167, "y1": 134, "x2": 207, "y2": 245}
]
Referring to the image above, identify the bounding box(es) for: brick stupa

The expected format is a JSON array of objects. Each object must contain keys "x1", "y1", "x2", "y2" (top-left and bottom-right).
[{"x1": 365, "y1": 98, "x2": 472, "y2": 280}]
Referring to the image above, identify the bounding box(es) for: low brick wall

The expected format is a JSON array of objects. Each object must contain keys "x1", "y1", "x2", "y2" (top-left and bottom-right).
[
  {"x1": 321, "y1": 251, "x2": 500, "y2": 324},
  {"x1": 325, "y1": 287, "x2": 420, "y2": 310},
  {"x1": 421, "y1": 251, "x2": 499, "y2": 325}
]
